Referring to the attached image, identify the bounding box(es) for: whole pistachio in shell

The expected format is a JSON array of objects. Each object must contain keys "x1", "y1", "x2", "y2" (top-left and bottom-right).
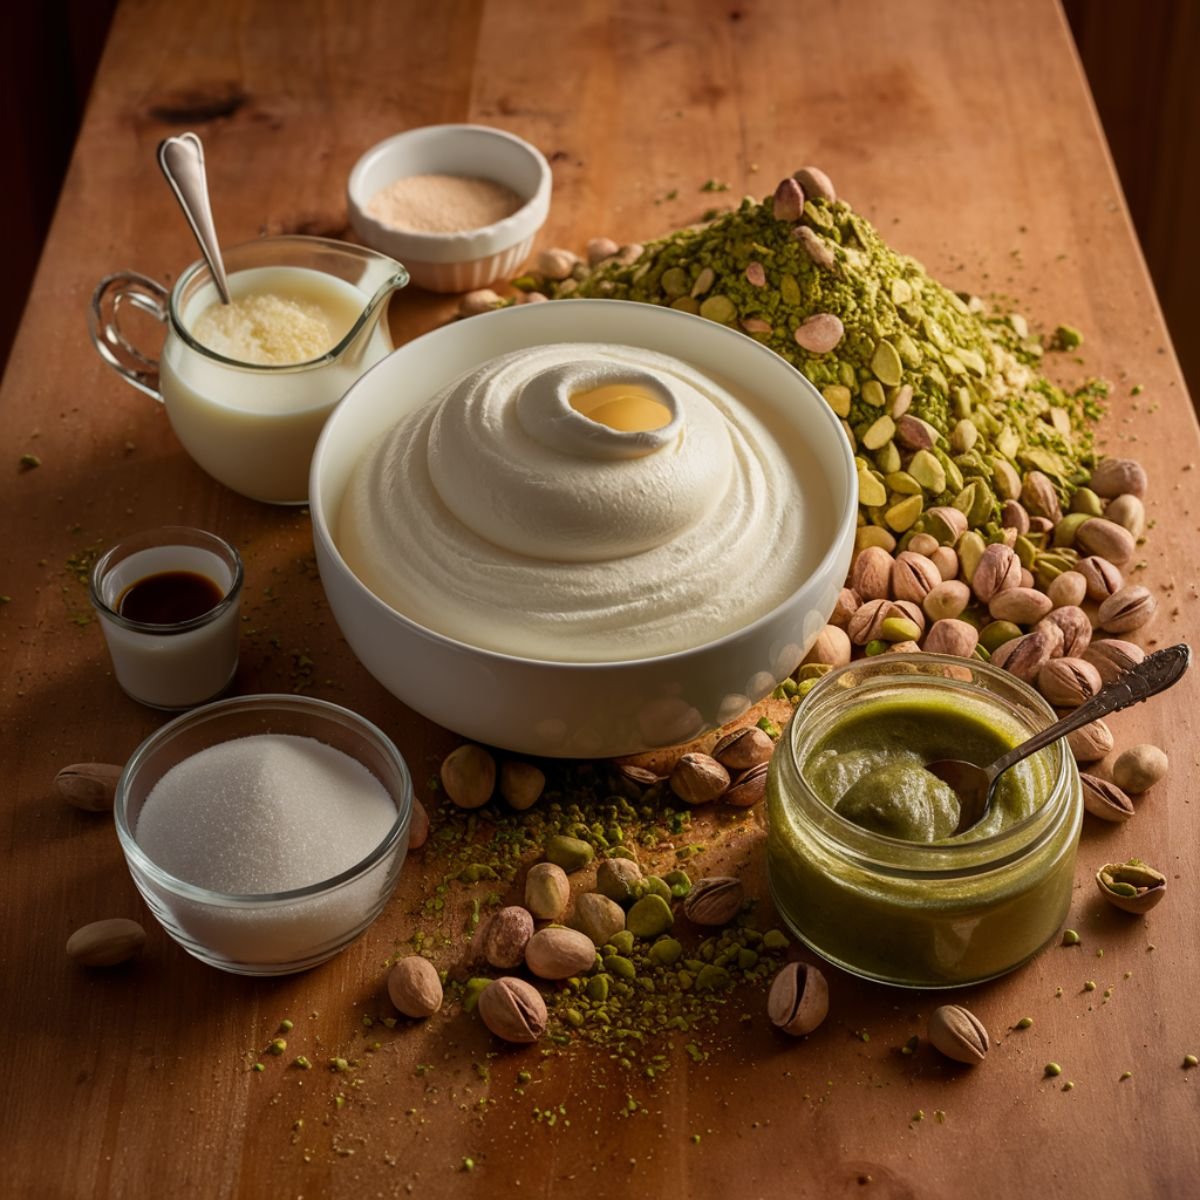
[
  {"x1": 802, "y1": 624, "x2": 852, "y2": 669},
  {"x1": 596, "y1": 857, "x2": 643, "y2": 905},
  {"x1": 1081, "y1": 773, "x2": 1135, "y2": 823},
  {"x1": 1083, "y1": 638, "x2": 1145, "y2": 684},
  {"x1": 1112, "y1": 744, "x2": 1168, "y2": 794},
  {"x1": 1095, "y1": 859, "x2": 1166, "y2": 914},
  {"x1": 524, "y1": 862, "x2": 570, "y2": 920},
  {"x1": 724, "y1": 761, "x2": 769, "y2": 808},
  {"x1": 482, "y1": 906, "x2": 535, "y2": 969},
  {"x1": 849, "y1": 546, "x2": 893, "y2": 601},
  {"x1": 478, "y1": 977, "x2": 547, "y2": 1044},
  {"x1": 387, "y1": 956, "x2": 443, "y2": 1018},
  {"x1": 971, "y1": 543, "x2": 1021, "y2": 604},
  {"x1": 1065, "y1": 719, "x2": 1114, "y2": 764},
  {"x1": 499, "y1": 760, "x2": 545, "y2": 811},
  {"x1": 1090, "y1": 457, "x2": 1148, "y2": 499},
  {"x1": 1037, "y1": 657, "x2": 1103, "y2": 708},
  {"x1": 1077, "y1": 556, "x2": 1124, "y2": 603},
  {"x1": 683, "y1": 877, "x2": 745, "y2": 926},
  {"x1": 440, "y1": 743, "x2": 496, "y2": 809},
  {"x1": 712, "y1": 726, "x2": 775, "y2": 771},
  {"x1": 928, "y1": 1004, "x2": 990, "y2": 1065},
  {"x1": 669, "y1": 753, "x2": 730, "y2": 805},
  {"x1": 892, "y1": 552, "x2": 942, "y2": 606},
  {"x1": 1037, "y1": 606, "x2": 1092, "y2": 659},
  {"x1": 1098, "y1": 584, "x2": 1157, "y2": 634},
  {"x1": 572, "y1": 892, "x2": 626, "y2": 947},
  {"x1": 65, "y1": 918, "x2": 146, "y2": 967},
  {"x1": 55, "y1": 763, "x2": 122, "y2": 812},
  {"x1": 767, "y1": 962, "x2": 829, "y2": 1037},
  {"x1": 525, "y1": 927, "x2": 597, "y2": 980},
  {"x1": 923, "y1": 619, "x2": 978, "y2": 658}
]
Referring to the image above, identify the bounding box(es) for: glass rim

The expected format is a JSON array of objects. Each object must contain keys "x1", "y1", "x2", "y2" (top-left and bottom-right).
[
  {"x1": 783, "y1": 652, "x2": 1076, "y2": 871},
  {"x1": 167, "y1": 234, "x2": 408, "y2": 372},
  {"x1": 113, "y1": 693, "x2": 413, "y2": 905},
  {"x1": 89, "y1": 525, "x2": 244, "y2": 636}
]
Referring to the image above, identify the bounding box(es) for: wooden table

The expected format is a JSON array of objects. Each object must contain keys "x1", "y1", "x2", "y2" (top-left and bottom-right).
[{"x1": 3, "y1": 1, "x2": 1198, "y2": 1196}]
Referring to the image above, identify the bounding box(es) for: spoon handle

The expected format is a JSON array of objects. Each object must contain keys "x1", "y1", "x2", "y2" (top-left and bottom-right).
[
  {"x1": 988, "y1": 643, "x2": 1191, "y2": 780},
  {"x1": 157, "y1": 132, "x2": 230, "y2": 304}
]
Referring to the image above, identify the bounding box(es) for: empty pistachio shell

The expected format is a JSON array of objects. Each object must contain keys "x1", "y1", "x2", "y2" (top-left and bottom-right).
[
  {"x1": 767, "y1": 962, "x2": 829, "y2": 1036},
  {"x1": 1081, "y1": 773, "x2": 1135, "y2": 822},
  {"x1": 66, "y1": 918, "x2": 146, "y2": 967},
  {"x1": 1095, "y1": 859, "x2": 1166, "y2": 914},
  {"x1": 928, "y1": 1005, "x2": 989, "y2": 1065}
]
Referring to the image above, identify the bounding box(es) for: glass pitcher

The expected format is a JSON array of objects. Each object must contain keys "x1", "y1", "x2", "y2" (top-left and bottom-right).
[{"x1": 89, "y1": 236, "x2": 408, "y2": 505}]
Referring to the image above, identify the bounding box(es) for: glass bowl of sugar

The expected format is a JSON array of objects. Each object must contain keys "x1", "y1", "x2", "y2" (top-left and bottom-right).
[{"x1": 114, "y1": 694, "x2": 412, "y2": 975}]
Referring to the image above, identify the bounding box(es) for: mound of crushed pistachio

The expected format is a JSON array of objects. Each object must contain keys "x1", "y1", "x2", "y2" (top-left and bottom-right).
[{"x1": 479, "y1": 166, "x2": 1108, "y2": 546}]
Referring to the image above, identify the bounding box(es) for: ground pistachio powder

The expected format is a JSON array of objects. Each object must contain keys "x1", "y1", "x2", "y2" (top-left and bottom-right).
[{"x1": 520, "y1": 184, "x2": 1106, "y2": 540}]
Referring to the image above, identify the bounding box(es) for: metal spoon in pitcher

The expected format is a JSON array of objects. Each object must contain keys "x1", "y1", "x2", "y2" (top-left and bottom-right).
[
  {"x1": 156, "y1": 131, "x2": 231, "y2": 304},
  {"x1": 930, "y1": 643, "x2": 1190, "y2": 836}
]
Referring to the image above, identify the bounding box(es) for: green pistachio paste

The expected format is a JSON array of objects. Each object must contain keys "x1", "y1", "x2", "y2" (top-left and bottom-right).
[{"x1": 766, "y1": 687, "x2": 1081, "y2": 987}]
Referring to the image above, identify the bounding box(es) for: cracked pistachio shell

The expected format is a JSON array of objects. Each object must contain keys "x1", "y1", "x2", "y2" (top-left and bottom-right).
[
  {"x1": 1080, "y1": 773, "x2": 1135, "y2": 823},
  {"x1": 1096, "y1": 859, "x2": 1166, "y2": 914},
  {"x1": 928, "y1": 1004, "x2": 989, "y2": 1065},
  {"x1": 478, "y1": 977, "x2": 547, "y2": 1043},
  {"x1": 712, "y1": 726, "x2": 775, "y2": 770},
  {"x1": 768, "y1": 962, "x2": 829, "y2": 1037},
  {"x1": 682, "y1": 877, "x2": 744, "y2": 927},
  {"x1": 596, "y1": 857, "x2": 643, "y2": 904},
  {"x1": 724, "y1": 762, "x2": 769, "y2": 808}
]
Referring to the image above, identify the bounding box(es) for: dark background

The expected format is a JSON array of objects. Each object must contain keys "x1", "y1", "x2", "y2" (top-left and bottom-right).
[{"x1": 1, "y1": 1, "x2": 1197, "y2": 399}]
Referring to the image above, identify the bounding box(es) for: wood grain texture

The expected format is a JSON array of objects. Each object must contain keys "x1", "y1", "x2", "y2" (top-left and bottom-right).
[{"x1": 2, "y1": 1, "x2": 1199, "y2": 1197}]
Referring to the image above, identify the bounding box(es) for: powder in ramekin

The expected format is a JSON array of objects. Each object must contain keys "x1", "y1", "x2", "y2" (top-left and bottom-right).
[{"x1": 366, "y1": 173, "x2": 523, "y2": 233}]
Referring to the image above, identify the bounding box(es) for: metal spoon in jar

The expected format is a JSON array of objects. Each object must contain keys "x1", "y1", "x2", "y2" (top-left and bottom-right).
[
  {"x1": 930, "y1": 643, "x2": 1190, "y2": 836},
  {"x1": 156, "y1": 131, "x2": 231, "y2": 304}
]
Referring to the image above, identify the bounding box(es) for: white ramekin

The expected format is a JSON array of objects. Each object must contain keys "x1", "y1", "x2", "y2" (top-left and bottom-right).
[
  {"x1": 347, "y1": 124, "x2": 552, "y2": 293},
  {"x1": 310, "y1": 300, "x2": 858, "y2": 758}
]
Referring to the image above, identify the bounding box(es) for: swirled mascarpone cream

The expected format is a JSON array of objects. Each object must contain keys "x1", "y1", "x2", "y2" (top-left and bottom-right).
[{"x1": 338, "y1": 343, "x2": 813, "y2": 662}]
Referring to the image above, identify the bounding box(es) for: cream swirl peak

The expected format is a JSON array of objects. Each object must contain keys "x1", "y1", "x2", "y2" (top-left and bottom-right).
[{"x1": 338, "y1": 343, "x2": 814, "y2": 662}]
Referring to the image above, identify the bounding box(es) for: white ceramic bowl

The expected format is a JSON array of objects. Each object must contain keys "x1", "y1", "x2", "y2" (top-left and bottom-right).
[
  {"x1": 347, "y1": 125, "x2": 551, "y2": 293},
  {"x1": 310, "y1": 300, "x2": 857, "y2": 757}
]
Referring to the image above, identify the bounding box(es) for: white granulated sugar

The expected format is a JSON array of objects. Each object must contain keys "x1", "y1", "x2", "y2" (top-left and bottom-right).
[{"x1": 136, "y1": 734, "x2": 396, "y2": 894}]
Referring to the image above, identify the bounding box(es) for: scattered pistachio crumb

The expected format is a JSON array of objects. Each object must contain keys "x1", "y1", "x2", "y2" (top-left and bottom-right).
[
  {"x1": 267, "y1": 1038, "x2": 287, "y2": 1055},
  {"x1": 1062, "y1": 1081, "x2": 1075, "y2": 1092},
  {"x1": 1044, "y1": 1063, "x2": 1062, "y2": 1078},
  {"x1": 690, "y1": 1133, "x2": 701, "y2": 1144},
  {"x1": 1016, "y1": 1017, "x2": 1034, "y2": 1030},
  {"x1": 1062, "y1": 929, "x2": 1080, "y2": 946},
  {"x1": 1183, "y1": 1055, "x2": 1198, "y2": 1069},
  {"x1": 19, "y1": 453, "x2": 41, "y2": 470},
  {"x1": 461, "y1": 1157, "x2": 475, "y2": 1172},
  {"x1": 1083, "y1": 981, "x2": 1096, "y2": 992},
  {"x1": 293, "y1": 1056, "x2": 311, "y2": 1070},
  {"x1": 279, "y1": 1019, "x2": 294, "y2": 1032},
  {"x1": 251, "y1": 1063, "x2": 265, "y2": 1073},
  {"x1": 1119, "y1": 1071, "x2": 1133, "y2": 1082}
]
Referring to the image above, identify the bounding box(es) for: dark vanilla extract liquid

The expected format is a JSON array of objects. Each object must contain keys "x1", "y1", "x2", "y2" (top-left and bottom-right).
[{"x1": 117, "y1": 571, "x2": 224, "y2": 625}]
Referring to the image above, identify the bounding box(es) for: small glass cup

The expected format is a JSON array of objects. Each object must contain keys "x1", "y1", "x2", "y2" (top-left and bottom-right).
[
  {"x1": 114, "y1": 694, "x2": 413, "y2": 976},
  {"x1": 766, "y1": 654, "x2": 1082, "y2": 989},
  {"x1": 90, "y1": 526, "x2": 243, "y2": 710}
]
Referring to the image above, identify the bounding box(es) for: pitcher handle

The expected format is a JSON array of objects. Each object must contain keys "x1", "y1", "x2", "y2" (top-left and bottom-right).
[{"x1": 88, "y1": 271, "x2": 171, "y2": 401}]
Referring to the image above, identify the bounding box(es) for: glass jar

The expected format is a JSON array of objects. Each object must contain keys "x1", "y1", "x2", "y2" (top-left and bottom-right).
[{"x1": 766, "y1": 655, "x2": 1082, "y2": 988}]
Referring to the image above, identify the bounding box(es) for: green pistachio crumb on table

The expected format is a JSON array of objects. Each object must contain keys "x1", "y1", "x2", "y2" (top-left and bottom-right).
[
  {"x1": 18, "y1": 453, "x2": 40, "y2": 470},
  {"x1": 1062, "y1": 929, "x2": 1081, "y2": 946},
  {"x1": 1183, "y1": 1055, "x2": 1198, "y2": 1069},
  {"x1": 1044, "y1": 1063, "x2": 1063, "y2": 1078},
  {"x1": 1119, "y1": 1071, "x2": 1133, "y2": 1082},
  {"x1": 1016, "y1": 1017, "x2": 1034, "y2": 1030},
  {"x1": 1083, "y1": 981, "x2": 1097, "y2": 992}
]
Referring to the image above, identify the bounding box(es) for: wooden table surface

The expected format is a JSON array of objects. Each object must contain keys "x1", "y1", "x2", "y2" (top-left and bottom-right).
[{"x1": 3, "y1": 1, "x2": 1199, "y2": 1196}]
